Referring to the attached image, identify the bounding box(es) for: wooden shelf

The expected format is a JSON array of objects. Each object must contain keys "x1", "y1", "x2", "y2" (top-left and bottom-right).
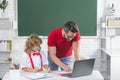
[
  {"x1": 101, "y1": 27, "x2": 120, "y2": 28},
  {"x1": 0, "y1": 60, "x2": 11, "y2": 64},
  {"x1": 0, "y1": 18, "x2": 13, "y2": 78},
  {"x1": 107, "y1": 26, "x2": 120, "y2": 28},
  {"x1": 0, "y1": 51, "x2": 12, "y2": 53}
]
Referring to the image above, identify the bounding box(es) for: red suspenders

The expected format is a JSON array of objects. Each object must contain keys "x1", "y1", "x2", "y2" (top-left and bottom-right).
[{"x1": 28, "y1": 52, "x2": 43, "y2": 69}]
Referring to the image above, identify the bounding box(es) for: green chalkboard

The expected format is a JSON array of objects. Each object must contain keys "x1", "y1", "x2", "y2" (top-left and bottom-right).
[{"x1": 18, "y1": 0, "x2": 97, "y2": 36}]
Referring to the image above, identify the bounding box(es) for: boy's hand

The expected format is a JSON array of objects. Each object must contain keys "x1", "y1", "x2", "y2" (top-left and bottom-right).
[
  {"x1": 38, "y1": 68, "x2": 44, "y2": 72},
  {"x1": 46, "y1": 67, "x2": 51, "y2": 73},
  {"x1": 32, "y1": 68, "x2": 40, "y2": 73}
]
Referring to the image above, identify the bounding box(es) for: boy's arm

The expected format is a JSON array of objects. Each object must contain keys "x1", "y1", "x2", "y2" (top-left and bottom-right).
[{"x1": 22, "y1": 67, "x2": 40, "y2": 73}]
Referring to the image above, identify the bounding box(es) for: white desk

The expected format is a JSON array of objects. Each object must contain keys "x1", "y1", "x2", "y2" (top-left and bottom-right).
[
  {"x1": 101, "y1": 48, "x2": 120, "y2": 80},
  {"x1": 2, "y1": 70, "x2": 103, "y2": 80}
]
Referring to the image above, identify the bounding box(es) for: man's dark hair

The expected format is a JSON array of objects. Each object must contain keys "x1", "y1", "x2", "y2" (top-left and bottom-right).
[{"x1": 64, "y1": 21, "x2": 79, "y2": 33}]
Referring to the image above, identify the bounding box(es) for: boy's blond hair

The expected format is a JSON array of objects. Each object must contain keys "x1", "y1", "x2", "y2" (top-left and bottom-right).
[{"x1": 24, "y1": 34, "x2": 42, "y2": 53}]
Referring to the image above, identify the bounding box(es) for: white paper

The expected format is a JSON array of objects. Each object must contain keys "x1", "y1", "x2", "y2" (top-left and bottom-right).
[
  {"x1": 25, "y1": 73, "x2": 45, "y2": 79},
  {"x1": 9, "y1": 70, "x2": 20, "y2": 80}
]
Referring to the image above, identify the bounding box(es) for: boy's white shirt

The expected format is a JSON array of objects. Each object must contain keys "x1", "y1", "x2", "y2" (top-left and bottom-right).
[{"x1": 20, "y1": 50, "x2": 48, "y2": 69}]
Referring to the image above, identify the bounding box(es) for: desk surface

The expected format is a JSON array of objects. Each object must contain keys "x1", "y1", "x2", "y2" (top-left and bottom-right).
[{"x1": 2, "y1": 70, "x2": 103, "y2": 80}]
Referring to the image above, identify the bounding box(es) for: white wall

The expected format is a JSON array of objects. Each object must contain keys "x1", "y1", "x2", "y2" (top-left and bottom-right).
[{"x1": 106, "y1": 36, "x2": 120, "y2": 49}]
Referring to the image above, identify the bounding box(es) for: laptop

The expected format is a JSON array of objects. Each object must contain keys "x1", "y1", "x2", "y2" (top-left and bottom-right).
[{"x1": 62, "y1": 58, "x2": 95, "y2": 78}]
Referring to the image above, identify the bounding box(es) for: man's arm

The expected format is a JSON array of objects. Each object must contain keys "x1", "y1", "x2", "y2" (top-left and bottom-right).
[
  {"x1": 48, "y1": 46, "x2": 71, "y2": 71},
  {"x1": 73, "y1": 40, "x2": 80, "y2": 60}
]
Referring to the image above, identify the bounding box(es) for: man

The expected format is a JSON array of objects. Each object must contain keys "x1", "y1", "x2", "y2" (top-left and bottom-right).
[{"x1": 47, "y1": 21, "x2": 80, "y2": 72}]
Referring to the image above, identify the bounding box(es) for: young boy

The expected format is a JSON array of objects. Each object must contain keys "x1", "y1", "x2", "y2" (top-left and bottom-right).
[{"x1": 20, "y1": 34, "x2": 51, "y2": 73}]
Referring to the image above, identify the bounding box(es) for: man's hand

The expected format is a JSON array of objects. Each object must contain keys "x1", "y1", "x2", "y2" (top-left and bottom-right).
[{"x1": 62, "y1": 65, "x2": 72, "y2": 72}]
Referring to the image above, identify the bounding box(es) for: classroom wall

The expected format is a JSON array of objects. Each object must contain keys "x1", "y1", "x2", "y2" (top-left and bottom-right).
[
  {"x1": 1, "y1": 0, "x2": 120, "y2": 71},
  {"x1": 3, "y1": 0, "x2": 120, "y2": 30},
  {"x1": 11, "y1": 0, "x2": 102, "y2": 67}
]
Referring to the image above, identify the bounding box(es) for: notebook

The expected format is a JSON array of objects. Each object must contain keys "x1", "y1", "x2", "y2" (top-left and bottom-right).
[
  {"x1": 62, "y1": 58, "x2": 95, "y2": 78},
  {"x1": 25, "y1": 73, "x2": 52, "y2": 80}
]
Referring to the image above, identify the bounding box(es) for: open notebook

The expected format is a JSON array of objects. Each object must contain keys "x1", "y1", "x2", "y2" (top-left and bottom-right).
[{"x1": 25, "y1": 73, "x2": 52, "y2": 80}]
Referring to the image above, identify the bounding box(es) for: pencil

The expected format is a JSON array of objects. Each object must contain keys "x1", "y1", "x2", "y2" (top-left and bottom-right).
[{"x1": 47, "y1": 67, "x2": 50, "y2": 73}]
